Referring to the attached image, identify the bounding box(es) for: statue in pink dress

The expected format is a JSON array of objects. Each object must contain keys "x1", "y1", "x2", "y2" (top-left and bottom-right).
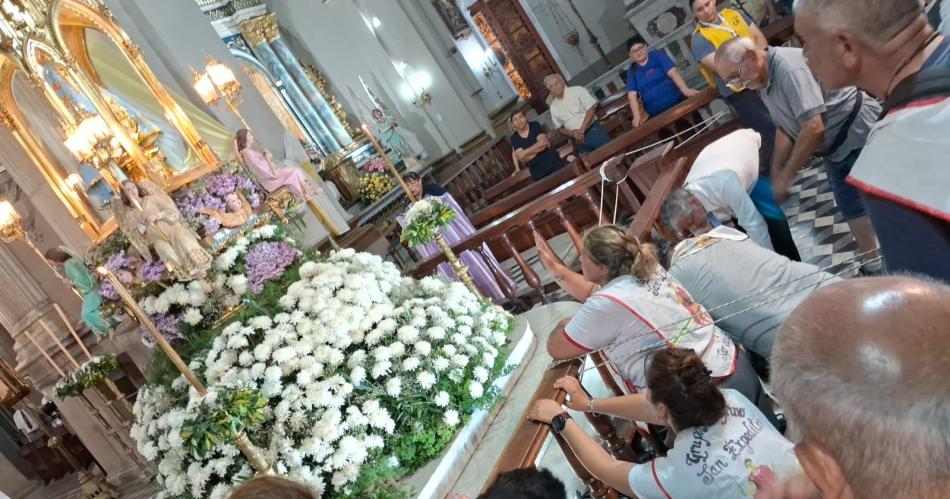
[{"x1": 234, "y1": 128, "x2": 318, "y2": 203}]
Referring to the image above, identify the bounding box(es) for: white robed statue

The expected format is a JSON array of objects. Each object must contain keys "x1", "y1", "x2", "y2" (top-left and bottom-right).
[{"x1": 113, "y1": 180, "x2": 212, "y2": 281}]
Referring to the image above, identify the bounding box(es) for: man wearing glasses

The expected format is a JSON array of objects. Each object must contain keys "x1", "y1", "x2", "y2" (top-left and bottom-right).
[{"x1": 713, "y1": 37, "x2": 883, "y2": 274}]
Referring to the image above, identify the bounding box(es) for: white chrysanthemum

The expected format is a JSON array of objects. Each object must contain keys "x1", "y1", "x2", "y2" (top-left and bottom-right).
[
  {"x1": 183, "y1": 308, "x2": 203, "y2": 326},
  {"x1": 153, "y1": 296, "x2": 171, "y2": 314},
  {"x1": 385, "y1": 377, "x2": 401, "y2": 397},
  {"x1": 434, "y1": 391, "x2": 450, "y2": 407},
  {"x1": 349, "y1": 366, "x2": 366, "y2": 385},
  {"x1": 396, "y1": 325, "x2": 420, "y2": 344},
  {"x1": 370, "y1": 360, "x2": 391, "y2": 378},
  {"x1": 401, "y1": 357, "x2": 420, "y2": 372},
  {"x1": 227, "y1": 275, "x2": 248, "y2": 296},
  {"x1": 426, "y1": 326, "x2": 446, "y2": 340},
  {"x1": 432, "y1": 356, "x2": 450, "y2": 372},
  {"x1": 469, "y1": 381, "x2": 484, "y2": 399},
  {"x1": 443, "y1": 344, "x2": 457, "y2": 356},
  {"x1": 389, "y1": 341, "x2": 406, "y2": 358},
  {"x1": 451, "y1": 354, "x2": 469, "y2": 368},
  {"x1": 443, "y1": 410, "x2": 460, "y2": 427},
  {"x1": 414, "y1": 340, "x2": 432, "y2": 356},
  {"x1": 417, "y1": 371, "x2": 436, "y2": 390},
  {"x1": 473, "y1": 366, "x2": 489, "y2": 383}
]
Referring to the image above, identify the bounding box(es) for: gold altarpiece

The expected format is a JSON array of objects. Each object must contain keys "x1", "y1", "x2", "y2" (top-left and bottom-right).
[{"x1": 0, "y1": 0, "x2": 222, "y2": 242}]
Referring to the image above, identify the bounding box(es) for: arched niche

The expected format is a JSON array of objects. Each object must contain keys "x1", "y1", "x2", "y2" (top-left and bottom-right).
[{"x1": 49, "y1": 0, "x2": 221, "y2": 188}]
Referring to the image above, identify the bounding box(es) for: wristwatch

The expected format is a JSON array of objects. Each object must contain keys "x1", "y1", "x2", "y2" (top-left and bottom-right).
[{"x1": 551, "y1": 412, "x2": 572, "y2": 434}]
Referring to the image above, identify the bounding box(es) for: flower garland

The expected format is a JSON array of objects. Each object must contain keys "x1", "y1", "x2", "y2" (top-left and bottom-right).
[
  {"x1": 54, "y1": 355, "x2": 120, "y2": 399},
  {"x1": 400, "y1": 198, "x2": 457, "y2": 247},
  {"x1": 131, "y1": 249, "x2": 511, "y2": 498}
]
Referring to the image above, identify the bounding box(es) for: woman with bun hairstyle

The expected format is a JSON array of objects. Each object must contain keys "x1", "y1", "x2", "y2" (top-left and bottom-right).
[
  {"x1": 529, "y1": 347, "x2": 804, "y2": 498},
  {"x1": 542, "y1": 225, "x2": 770, "y2": 413}
]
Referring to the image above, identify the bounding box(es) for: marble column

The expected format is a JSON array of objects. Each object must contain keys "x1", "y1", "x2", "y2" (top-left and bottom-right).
[
  {"x1": 252, "y1": 41, "x2": 340, "y2": 154},
  {"x1": 269, "y1": 37, "x2": 352, "y2": 148}
]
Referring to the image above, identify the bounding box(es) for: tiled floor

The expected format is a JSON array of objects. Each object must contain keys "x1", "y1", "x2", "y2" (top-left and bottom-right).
[{"x1": 783, "y1": 158, "x2": 863, "y2": 275}]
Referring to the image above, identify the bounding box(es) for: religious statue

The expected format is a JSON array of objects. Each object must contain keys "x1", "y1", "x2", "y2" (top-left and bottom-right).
[
  {"x1": 44, "y1": 246, "x2": 117, "y2": 337},
  {"x1": 113, "y1": 180, "x2": 212, "y2": 281},
  {"x1": 371, "y1": 109, "x2": 424, "y2": 171},
  {"x1": 234, "y1": 129, "x2": 349, "y2": 234},
  {"x1": 197, "y1": 191, "x2": 253, "y2": 228}
]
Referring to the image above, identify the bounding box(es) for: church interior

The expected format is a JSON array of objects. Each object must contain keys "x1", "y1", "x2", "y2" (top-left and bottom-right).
[{"x1": 0, "y1": 0, "x2": 947, "y2": 498}]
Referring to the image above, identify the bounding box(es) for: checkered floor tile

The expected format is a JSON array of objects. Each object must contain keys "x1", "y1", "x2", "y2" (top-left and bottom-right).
[{"x1": 782, "y1": 159, "x2": 862, "y2": 275}]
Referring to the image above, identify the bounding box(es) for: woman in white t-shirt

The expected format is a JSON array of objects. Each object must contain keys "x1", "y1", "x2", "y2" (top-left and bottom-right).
[
  {"x1": 544, "y1": 225, "x2": 770, "y2": 413},
  {"x1": 529, "y1": 347, "x2": 806, "y2": 499}
]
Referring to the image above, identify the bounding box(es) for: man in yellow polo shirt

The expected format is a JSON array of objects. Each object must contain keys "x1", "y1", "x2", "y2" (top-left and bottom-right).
[{"x1": 691, "y1": 0, "x2": 777, "y2": 175}]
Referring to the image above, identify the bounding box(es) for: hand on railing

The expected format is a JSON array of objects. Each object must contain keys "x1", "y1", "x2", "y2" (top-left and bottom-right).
[
  {"x1": 553, "y1": 376, "x2": 590, "y2": 412},
  {"x1": 534, "y1": 232, "x2": 566, "y2": 273},
  {"x1": 527, "y1": 398, "x2": 564, "y2": 424}
]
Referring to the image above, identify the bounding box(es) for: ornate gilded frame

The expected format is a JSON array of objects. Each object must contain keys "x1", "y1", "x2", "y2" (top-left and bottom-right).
[{"x1": 0, "y1": 0, "x2": 221, "y2": 242}]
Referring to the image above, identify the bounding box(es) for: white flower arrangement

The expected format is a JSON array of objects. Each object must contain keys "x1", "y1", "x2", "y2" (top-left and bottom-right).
[
  {"x1": 131, "y1": 249, "x2": 511, "y2": 498},
  {"x1": 400, "y1": 198, "x2": 457, "y2": 247}
]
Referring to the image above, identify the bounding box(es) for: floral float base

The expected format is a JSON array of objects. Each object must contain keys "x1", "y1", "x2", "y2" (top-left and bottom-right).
[{"x1": 131, "y1": 249, "x2": 512, "y2": 498}]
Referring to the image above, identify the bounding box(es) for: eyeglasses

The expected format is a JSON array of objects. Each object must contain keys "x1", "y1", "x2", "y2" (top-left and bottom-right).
[
  {"x1": 630, "y1": 45, "x2": 647, "y2": 54},
  {"x1": 727, "y1": 57, "x2": 746, "y2": 87}
]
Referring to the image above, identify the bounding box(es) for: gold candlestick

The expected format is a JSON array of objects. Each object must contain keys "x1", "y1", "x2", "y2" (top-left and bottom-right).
[
  {"x1": 360, "y1": 124, "x2": 483, "y2": 299},
  {"x1": 96, "y1": 267, "x2": 272, "y2": 475}
]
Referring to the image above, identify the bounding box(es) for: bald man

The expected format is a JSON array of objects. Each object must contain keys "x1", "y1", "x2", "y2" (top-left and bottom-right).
[
  {"x1": 791, "y1": 0, "x2": 950, "y2": 281},
  {"x1": 771, "y1": 276, "x2": 950, "y2": 498}
]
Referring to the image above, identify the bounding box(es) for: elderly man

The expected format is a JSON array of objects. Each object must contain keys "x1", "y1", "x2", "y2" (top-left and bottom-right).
[
  {"x1": 545, "y1": 74, "x2": 610, "y2": 154},
  {"x1": 714, "y1": 38, "x2": 883, "y2": 274},
  {"x1": 660, "y1": 197, "x2": 838, "y2": 358},
  {"x1": 771, "y1": 276, "x2": 950, "y2": 498},
  {"x1": 791, "y1": 0, "x2": 950, "y2": 281},
  {"x1": 671, "y1": 128, "x2": 802, "y2": 261}
]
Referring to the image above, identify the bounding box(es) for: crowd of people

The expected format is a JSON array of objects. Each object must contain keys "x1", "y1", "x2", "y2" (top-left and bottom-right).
[{"x1": 512, "y1": 1, "x2": 948, "y2": 498}]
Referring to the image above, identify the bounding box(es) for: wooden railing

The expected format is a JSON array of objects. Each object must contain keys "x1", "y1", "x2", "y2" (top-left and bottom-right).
[
  {"x1": 483, "y1": 154, "x2": 692, "y2": 496},
  {"x1": 579, "y1": 87, "x2": 722, "y2": 171},
  {"x1": 411, "y1": 158, "x2": 635, "y2": 303},
  {"x1": 485, "y1": 358, "x2": 623, "y2": 499}
]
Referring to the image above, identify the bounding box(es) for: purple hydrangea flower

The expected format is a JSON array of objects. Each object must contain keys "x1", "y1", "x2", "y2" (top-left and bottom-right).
[
  {"x1": 138, "y1": 260, "x2": 166, "y2": 282},
  {"x1": 99, "y1": 281, "x2": 119, "y2": 301},
  {"x1": 105, "y1": 250, "x2": 137, "y2": 272},
  {"x1": 139, "y1": 313, "x2": 185, "y2": 345},
  {"x1": 244, "y1": 241, "x2": 300, "y2": 293},
  {"x1": 173, "y1": 173, "x2": 262, "y2": 236}
]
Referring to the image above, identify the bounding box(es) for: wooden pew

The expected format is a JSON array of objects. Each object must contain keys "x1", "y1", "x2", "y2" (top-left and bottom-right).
[
  {"x1": 437, "y1": 136, "x2": 516, "y2": 215},
  {"x1": 471, "y1": 163, "x2": 588, "y2": 228},
  {"x1": 580, "y1": 88, "x2": 721, "y2": 170}
]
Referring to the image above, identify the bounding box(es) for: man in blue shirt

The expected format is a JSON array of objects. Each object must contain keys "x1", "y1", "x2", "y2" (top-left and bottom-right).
[
  {"x1": 793, "y1": 0, "x2": 950, "y2": 281},
  {"x1": 625, "y1": 36, "x2": 700, "y2": 128}
]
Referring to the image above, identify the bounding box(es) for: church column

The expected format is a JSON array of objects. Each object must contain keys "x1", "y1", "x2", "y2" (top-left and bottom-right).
[
  {"x1": 268, "y1": 37, "x2": 352, "y2": 148},
  {"x1": 240, "y1": 14, "x2": 343, "y2": 154},
  {"x1": 253, "y1": 41, "x2": 339, "y2": 154}
]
